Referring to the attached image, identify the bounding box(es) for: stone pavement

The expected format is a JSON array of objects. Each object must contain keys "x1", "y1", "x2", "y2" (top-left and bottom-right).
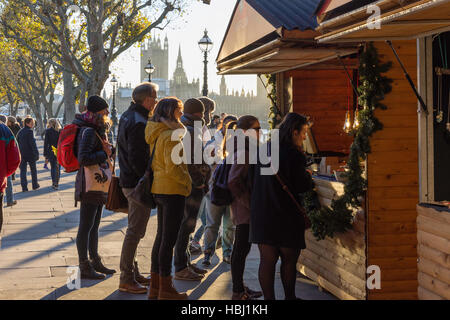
[{"x1": 0, "y1": 139, "x2": 336, "y2": 300}]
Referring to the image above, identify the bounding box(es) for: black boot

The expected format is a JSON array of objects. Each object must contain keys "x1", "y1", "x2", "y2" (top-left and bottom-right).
[
  {"x1": 79, "y1": 260, "x2": 106, "y2": 280},
  {"x1": 91, "y1": 255, "x2": 116, "y2": 275},
  {"x1": 134, "y1": 261, "x2": 150, "y2": 286}
]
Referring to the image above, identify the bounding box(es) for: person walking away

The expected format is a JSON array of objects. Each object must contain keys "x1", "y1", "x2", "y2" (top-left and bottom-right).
[
  {"x1": 145, "y1": 97, "x2": 192, "y2": 300},
  {"x1": 117, "y1": 82, "x2": 159, "y2": 294},
  {"x1": 173, "y1": 98, "x2": 210, "y2": 281},
  {"x1": 228, "y1": 115, "x2": 263, "y2": 300},
  {"x1": 202, "y1": 116, "x2": 237, "y2": 266},
  {"x1": 16, "y1": 117, "x2": 40, "y2": 192},
  {"x1": 73, "y1": 95, "x2": 117, "y2": 280},
  {"x1": 0, "y1": 121, "x2": 20, "y2": 233},
  {"x1": 250, "y1": 113, "x2": 313, "y2": 300},
  {"x1": 6, "y1": 116, "x2": 20, "y2": 182},
  {"x1": 44, "y1": 119, "x2": 62, "y2": 190}
]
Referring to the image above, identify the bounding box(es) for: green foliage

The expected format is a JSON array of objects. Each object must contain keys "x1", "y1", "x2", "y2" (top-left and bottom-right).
[
  {"x1": 303, "y1": 43, "x2": 392, "y2": 241},
  {"x1": 265, "y1": 74, "x2": 282, "y2": 130}
]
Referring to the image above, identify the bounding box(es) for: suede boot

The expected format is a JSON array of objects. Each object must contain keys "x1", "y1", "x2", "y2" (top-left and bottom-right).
[
  {"x1": 158, "y1": 275, "x2": 188, "y2": 300},
  {"x1": 147, "y1": 272, "x2": 160, "y2": 300},
  {"x1": 79, "y1": 260, "x2": 106, "y2": 280},
  {"x1": 91, "y1": 255, "x2": 116, "y2": 275},
  {"x1": 134, "y1": 261, "x2": 151, "y2": 286}
]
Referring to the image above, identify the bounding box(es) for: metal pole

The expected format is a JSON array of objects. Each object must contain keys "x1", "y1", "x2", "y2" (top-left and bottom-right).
[
  {"x1": 148, "y1": 73, "x2": 151, "y2": 83},
  {"x1": 203, "y1": 50, "x2": 208, "y2": 96},
  {"x1": 386, "y1": 40, "x2": 428, "y2": 115}
]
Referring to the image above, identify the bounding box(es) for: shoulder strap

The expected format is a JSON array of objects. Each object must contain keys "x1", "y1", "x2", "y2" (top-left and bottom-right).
[
  {"x1": 145, "y1": 137, "x2": 159, "y2": 175},
  {"x1": 275, "y1": 173, "x2": 307, "y2": 217}
]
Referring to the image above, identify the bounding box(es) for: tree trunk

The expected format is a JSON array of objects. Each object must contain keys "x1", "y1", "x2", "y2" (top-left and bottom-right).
[{"x1": 63, "y1": 67, "x2": 76, "y2": 125}]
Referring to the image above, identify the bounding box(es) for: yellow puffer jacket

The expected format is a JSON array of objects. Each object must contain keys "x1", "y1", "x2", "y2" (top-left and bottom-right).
[{"x1": 145, "y1": 119, "x2": 192, "y2": 197}]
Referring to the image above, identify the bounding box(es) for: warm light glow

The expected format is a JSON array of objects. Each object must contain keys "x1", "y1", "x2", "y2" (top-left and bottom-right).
[
  {"x1": 353, "y1": 109, "x2": 360, "y2": 130},
  {"x1": 343, "y1": 110, "x2": 351, "y2": 133}
]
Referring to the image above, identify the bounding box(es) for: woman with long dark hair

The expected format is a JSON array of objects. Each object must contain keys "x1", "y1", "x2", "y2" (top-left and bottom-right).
[
  {"x1": 228, "y1": 115, "x2": 263, "y2": 300},
  {"x1": 250, "y1": 112, "x2": 312, "y2": 300},
  {"x1": 74, "y1": 95, "x2": 116, "y2": 279},
  {"x1": 145, "y1": 97, "x2": 192, "y2": 300}
]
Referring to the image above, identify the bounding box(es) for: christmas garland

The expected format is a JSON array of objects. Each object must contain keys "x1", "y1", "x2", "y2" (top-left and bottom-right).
[
  {"x1": 265, "y1": 74, "x2": 283, "y2": 129},
  {"x1": 303, "y1": 43, "x2": 393, "y2": 241}
]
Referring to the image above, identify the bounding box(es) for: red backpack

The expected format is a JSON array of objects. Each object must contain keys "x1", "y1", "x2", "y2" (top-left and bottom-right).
[{"x1": 57, "y1": 124, "x2": 80, "y2": 172}]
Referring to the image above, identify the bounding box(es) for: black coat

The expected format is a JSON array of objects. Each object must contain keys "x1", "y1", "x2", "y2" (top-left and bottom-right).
[
  {"x1": 249, "y1": 142, "x2": 312, "y2": 249},
  {"x1": 117, "y1": 102, "x2": 150, "y2": 188},
  {"x1": 9, "y1": 124, "x2": 21, "y2": 137},
  {"x1": 43, "y1": 128, "x2": 60, "y2": 160},
  {"x1": 73, "y1": 115, "x2": 109, "y2": 205},
  {"x1": 16, "y1": 126, "x2": 39, "y2": 163}
]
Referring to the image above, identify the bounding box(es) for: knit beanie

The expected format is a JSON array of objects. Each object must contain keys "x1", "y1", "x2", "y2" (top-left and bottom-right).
[
  {"x1": 183, "y1": 98, "x2": 205, "y2": 115},
  {"x1": 87, "y1": 95, "x2": 109, "y2": 113}
]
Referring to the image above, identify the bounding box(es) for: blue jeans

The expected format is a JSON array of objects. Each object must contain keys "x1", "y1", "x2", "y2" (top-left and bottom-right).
[
  {"x1": 49, "y1": 157, "x2": 61, "y2": 187},
  {"x1": 5, "y1": 175, "x2": 14, "y2": 204},
  {"x1": 193, "y1": 196, "x2": 207, "y2": 242},
  {"x1": 203, "y1": 194, "x2": 235, "y2": 258},
  {"x1": 19, "y1": 160, "x2": 39, "y2": 191}
]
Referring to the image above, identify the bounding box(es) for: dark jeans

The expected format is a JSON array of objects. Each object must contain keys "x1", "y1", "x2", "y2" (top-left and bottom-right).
[
  {"x1": 193, "y1": 197, "x2": 207, "y2": 242},
  {"x1": 231, "y1": 224, "x2": 252, "y2": 293},
  {"x1": 76, "y1": 202, "x2": 103, "y2": 262},
  {"x1": 20, "y1": 160, "x2": 39, "y2": 191},
  {"x1": 119, "y1": 188, "x2": 151, "y2": 283},
  {"x1": 49, "y1": 157, "x2": 61, "y2": 187},
  {"x1": 174, "y1": 188, "x2": 204, "y2": 272},
  {"x1": 151, "y1": 194, "x2": 185, "y2": 277}
]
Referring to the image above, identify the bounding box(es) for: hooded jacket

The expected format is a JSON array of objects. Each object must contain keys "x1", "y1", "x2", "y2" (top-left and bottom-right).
[
  {"x1": 181, "y1": 113, "x2": 211, "y2": 191},
  {"x1": 145, "y1": 119, "x2": 192, "y2": 197}
]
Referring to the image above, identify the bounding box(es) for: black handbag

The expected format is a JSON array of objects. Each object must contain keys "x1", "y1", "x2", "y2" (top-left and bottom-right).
[{"x1": 129, "y1": 138, "x2": 158, "y2": 209}]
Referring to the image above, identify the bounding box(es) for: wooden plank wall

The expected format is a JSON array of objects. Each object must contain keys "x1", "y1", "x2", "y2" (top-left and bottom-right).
[
  {"x1": 416, "y1": 204, "x2": 450, "y2": 300},
  {"x1": 286, "y1": 69, "x2": 354, "y2": 154},
  {"x1": 297, "y1": 179, "x2": 367, "y2": 300},
  {"x1": 367, "y1": 40, "x2": 419, "y2": 300}
]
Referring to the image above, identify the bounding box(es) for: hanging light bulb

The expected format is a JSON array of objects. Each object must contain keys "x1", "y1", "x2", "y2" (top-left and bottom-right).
[
  {"x1": 343, "y1": 110, "x2": 351, "y2": 133},
  {"x1": 353, "y1": 108, "x2": 360, "y2": 130}
]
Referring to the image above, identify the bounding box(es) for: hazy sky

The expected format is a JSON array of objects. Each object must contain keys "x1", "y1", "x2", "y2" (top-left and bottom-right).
[{"x1": 108, "y1": 0, "x2": 257, "y2": 96}]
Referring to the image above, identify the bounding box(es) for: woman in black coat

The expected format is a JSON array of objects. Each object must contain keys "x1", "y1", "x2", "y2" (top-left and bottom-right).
[
  {"x1": 73, "y1": 95, "x2": 116, "y2": 280},
  {"x1": 43, "y1": 119, "x2": 61, "y2": 190},
  {"x1": 249, "y1": 113, "x2": 312, "y2": 300}
]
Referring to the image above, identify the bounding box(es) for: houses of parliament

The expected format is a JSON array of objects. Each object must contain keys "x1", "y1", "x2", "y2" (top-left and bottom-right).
[{"x1": 111, "y1": 35, "x2": 270, "y2": 127}]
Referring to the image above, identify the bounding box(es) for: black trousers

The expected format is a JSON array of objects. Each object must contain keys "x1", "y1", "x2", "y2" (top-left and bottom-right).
[
  {"x1": 151, "y1": 194, "x2": 185, "y2": 277},
  {"x1": 76, "y1": 202, "x2": 103, "y2": 262},
  {"x1": 231, "y1": 223, "x2": 252, "y2": 293},
  {"x1": 174, "y1": 187, "x2": 204, "y2": 272}
]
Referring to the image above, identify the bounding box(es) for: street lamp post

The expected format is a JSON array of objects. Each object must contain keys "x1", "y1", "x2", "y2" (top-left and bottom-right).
[
  {"x1": 144, "y1": 59, "x2": 155, "y2": 82},
  {"x1": 198, "y1": 29, "x2": 213, "y2": 97},
  {"x1": 110, "y1": 75, "x2": 118, "y2": 141}
]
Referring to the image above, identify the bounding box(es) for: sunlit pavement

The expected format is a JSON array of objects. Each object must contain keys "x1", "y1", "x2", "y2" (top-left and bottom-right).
[{"x1": 0, "y1": 139, "x2": 336, "y2": 300}]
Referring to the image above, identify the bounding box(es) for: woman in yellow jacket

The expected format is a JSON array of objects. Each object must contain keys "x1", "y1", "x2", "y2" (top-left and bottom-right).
[{"x1": 145, "y1": 97, "x2": 192, "y2": 300}]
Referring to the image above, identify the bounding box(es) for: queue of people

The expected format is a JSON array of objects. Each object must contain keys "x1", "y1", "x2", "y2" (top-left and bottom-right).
[{"x1": 1, "y1": 81, "x2": 313, "y2": 301}]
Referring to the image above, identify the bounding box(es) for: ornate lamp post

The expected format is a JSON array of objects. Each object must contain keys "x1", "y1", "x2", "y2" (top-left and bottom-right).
[
  {"x1": 144, "y1": 59, "x2": 155, "y2": 82},
  {"x1": 110, "y1": 75, "x2": 118, "y2": 140},
  {"x1": 198, "y1": 29, "x2": 213, "y2": 97}
]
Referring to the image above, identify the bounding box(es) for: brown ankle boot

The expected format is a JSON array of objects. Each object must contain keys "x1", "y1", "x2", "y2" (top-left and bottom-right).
[
  {"x1": 158, "y1": 275, "x2": 188, "y2": 300},
  {"x1": 147, "y1": 272, "x2": 159, "y2": 300}
]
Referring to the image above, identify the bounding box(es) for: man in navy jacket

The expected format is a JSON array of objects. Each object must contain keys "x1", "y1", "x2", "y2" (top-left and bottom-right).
[{"x1": 16, "y1": 117, "x2": 40, "y2": 192}]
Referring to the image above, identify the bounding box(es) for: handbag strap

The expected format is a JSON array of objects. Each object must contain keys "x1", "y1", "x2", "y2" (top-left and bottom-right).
[
  {"x1": 274, "y1": 173, "x2": 307, "y2": 217},
  {"x1": 93, "y1": 131, "x2": 114, "y2": 173},
  {"x1": 145, "y1": 137, "x2": 158, "y2": 176}
]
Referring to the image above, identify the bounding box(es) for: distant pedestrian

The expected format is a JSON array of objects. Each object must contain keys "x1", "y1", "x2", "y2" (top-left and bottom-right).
[
  {"x1": 250, "y1": 113, "x2": 313, "y2": 300},
  {"x1": 16, "y1": 117, "x2": 40, "y2": 192},
  {"x1": 145, "y1": 97, "x2": 192, "y2": 300},
  {"x1": 73, "y1": 95, "x2": 116, "y2": 280},
  {"x1": 228, "y1": 115, "x2": 263, "y2": 300},
  {"x1": 117, "y1": 82, "x2": 159, "y2": 294},
  {"x1": 0, "y1": 122, "x2": 21, "y2": 233},
  {"x1": 173, "y1": 98, "x2": 210, "y2": 281},
  {"x1": 44, "y1": 119, "x2": 62, "y2": 190},
  {"x1": 16, "y1": 116, "x2": 23, "y2": 128},
  {"x1": 7, "y1": 117, "x2": 21, "y2": 137}
]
